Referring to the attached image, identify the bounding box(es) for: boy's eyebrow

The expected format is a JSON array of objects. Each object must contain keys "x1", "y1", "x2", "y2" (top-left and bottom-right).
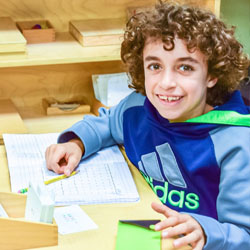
[
  {"x1": 177, "y1": 57, "x2": 200, "y2": 64},
  {"x1": 144, "y1": 56, "x2": 201, "y2": 64},
  {"x1": 144, "y1": 56, "x2": 160, "y2": 62}
]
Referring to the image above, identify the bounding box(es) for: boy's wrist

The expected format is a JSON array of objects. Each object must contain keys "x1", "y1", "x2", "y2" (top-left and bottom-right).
[{"x1": 69, "y1": 138, "x2": 85, "y2": 155}]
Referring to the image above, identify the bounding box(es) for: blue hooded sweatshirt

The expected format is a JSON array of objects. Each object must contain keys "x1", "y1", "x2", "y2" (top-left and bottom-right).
[{"x1": 59, "y1": 90, "x2": 250, "y2": 250}]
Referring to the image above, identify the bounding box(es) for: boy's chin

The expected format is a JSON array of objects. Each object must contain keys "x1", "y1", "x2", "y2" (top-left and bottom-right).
[{"x1": 158, "y1": 112, "x2": 185, "y2": 122}]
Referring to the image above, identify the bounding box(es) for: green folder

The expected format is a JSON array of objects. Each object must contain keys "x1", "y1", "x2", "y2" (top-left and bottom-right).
[{"x1": 115, "y1": 220, "x2": 161, "y2": 250}]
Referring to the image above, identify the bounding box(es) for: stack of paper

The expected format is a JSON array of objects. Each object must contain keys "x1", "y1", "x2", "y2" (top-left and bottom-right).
[
  {"x1": 3, "y1": 133, "x2": 140, "y2": 206},
  {"x1": 92, "y1": 72, "x2": 133, "y2": 106}
]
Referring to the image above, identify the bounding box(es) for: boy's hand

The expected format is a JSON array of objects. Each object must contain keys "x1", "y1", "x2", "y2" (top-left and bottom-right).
[
  {"x1": 151, "y1": 202, "x2": 205, "y2": 250},
  {"x1": 45, "y1": 138, "x2": 84, "y2": 176}
]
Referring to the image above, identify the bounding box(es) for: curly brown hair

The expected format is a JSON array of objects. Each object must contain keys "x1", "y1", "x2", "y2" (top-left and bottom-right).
[{"x1": 121, "y1": 0, "x2": 249, "y2": 106}]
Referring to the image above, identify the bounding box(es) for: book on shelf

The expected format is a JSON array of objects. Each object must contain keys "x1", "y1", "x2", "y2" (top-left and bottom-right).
[
  {"x1": 0, "y1": 17, "x2": 26, "y2": 53},
  {"x1": 69, "y1": 18, "x2": 124, "y2": 47}
]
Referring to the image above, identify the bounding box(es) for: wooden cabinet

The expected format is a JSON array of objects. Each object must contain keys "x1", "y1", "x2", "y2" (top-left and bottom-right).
[{"x1": 0, "y1": 0, "x2": 220, "y2": 121}]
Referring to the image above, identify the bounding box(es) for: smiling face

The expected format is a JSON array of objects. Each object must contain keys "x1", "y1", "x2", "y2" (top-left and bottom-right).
[{"x1": 143, "y1": 38, "x2": 217, "y2": 122}]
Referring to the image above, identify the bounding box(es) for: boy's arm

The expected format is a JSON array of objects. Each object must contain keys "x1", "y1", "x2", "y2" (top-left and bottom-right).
[
  {"x1": 190, "y1": 126, "x2": 250, "y2": 249},
  {"x1": 57, "y1": 92, "x2": 145, "y2": 158},
  {"x1": 189, "y1": 213, "x2": 250, "y2": 250}
]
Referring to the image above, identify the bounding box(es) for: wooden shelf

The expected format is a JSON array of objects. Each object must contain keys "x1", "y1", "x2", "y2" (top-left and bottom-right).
[
  {"x1": 0, "y1": 32, "x2": 121, "y2": 68},
  {"x1": 23, "y1": 114, "x2": 89, "y2": 134}
]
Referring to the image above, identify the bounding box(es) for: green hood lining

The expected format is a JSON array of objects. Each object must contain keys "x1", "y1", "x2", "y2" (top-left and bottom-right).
[{"x1": 184, "y1": 110, "x2": 250, "y2": 127}]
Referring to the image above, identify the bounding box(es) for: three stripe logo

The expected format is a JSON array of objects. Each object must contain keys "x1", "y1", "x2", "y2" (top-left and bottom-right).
[{"x1": 138, "y1": 142, "x2": 187, "y2": 188}]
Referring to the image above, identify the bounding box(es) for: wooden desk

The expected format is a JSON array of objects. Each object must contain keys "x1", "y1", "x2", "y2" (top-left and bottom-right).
[{"x1": 0, "y1": 115, "x2": 190, "y2": 250}]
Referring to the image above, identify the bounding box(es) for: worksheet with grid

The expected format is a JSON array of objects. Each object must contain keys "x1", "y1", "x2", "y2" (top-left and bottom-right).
[{"x1": 3, "y1": 133, "x2": 140, "y2": 205}]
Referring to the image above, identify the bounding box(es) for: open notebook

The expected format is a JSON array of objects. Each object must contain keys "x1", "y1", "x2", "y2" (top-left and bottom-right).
[{"x1": 3, "y1": 133, "x2": 140, "y2": 206}]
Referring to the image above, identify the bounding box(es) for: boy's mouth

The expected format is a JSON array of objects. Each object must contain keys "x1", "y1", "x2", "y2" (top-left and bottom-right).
[{"x1": 158, "y1": 95, "x2": 182, "y2": 102}]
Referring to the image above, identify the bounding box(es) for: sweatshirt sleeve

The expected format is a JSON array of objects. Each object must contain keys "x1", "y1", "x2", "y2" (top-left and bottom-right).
[
  {"x1": 57, "y1": 92, "x2": 145, "y2": 158},
  {"x1": 190, "y1": 125, "x2": 250, "y2": 250}
]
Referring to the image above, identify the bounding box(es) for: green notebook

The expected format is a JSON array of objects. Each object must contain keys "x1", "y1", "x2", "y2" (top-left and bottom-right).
[{"x1": 115, "y1": 220, "x2": 161, "y2": 250}]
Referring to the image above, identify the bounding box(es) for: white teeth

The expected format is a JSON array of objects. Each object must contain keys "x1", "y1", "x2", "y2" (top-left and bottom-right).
[
  {"x1": 159, "y1": 95, "x2": 181, "y2": 101},
  {"x1": 159, "y1": 95, "x2": 167, "y2": 100}
]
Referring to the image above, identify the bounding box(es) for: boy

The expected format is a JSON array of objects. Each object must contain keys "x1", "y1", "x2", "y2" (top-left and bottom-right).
[{"x1": 46, "y1": 1, "x2": 250, "y2": 249}]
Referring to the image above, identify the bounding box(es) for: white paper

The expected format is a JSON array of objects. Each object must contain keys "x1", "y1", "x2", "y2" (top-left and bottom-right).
[
  {"x1": 3, "y1": 133, "x2": 140, "y2": 206},
  {"x1": 92, "y1": 72, "x2": 133, "y2": 106},
  {"x1": 107, "y1": 73, "x2": 133, "y2": 106},
  {"x1": 25, "y1": 182, "x2": 54, "y2": 223},
  {"x1": 54, "y1": 205, "x2": 98, "y2": 234}
]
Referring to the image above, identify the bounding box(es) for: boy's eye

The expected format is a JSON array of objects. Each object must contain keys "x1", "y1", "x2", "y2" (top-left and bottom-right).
[
  {"x1": 148, "y1": 63, "x2": 161, "y2": 71},
  {"x1": 179, "y1": 64, "x2": 193, "y2": 71}
]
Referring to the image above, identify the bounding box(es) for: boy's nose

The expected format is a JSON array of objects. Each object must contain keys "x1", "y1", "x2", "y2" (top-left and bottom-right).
[{"x1": 158, "y1": 70, "x2": 177, "y2": 89}]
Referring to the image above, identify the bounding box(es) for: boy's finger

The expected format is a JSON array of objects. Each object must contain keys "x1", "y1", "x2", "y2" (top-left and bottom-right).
[
  {"x1": 173, "y1": 232, "x2": 200, "y2": 249},
  {"x1": 193, "y1": 240, "x2": 204, "y2": 250},
  {"x1": 45, "y1": 145, "x2": 55, "y2": 169},
  {"x1": 155, "y1": 217, "x2": 180, "y2": 231},
  {"x1": 47, "y1": 148, "x2": 66, "y2": 173},
  {"x1": 46, "y1": 146, "x2": 63, "y2": 163},
  {"x1": 151, "y1": 202, "x2": 178, "y2": 217},
  {"x1": 64, "y1": 156, "x2": 78, "y2": 176},
  {"x1": 50, "y1": 162, "x2": 65, "y2": 174},
  {"x1": 163, "y1": 222, "x2": 190, "y2": 237}
]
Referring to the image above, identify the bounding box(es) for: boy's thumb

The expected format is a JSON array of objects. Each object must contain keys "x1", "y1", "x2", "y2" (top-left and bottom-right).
[
  {"x1": 64, "y1": 157, "x2": 77, "y2": 176},
  {"x1": 64, "y1": 168, "x2": 71, "y2": 176}
]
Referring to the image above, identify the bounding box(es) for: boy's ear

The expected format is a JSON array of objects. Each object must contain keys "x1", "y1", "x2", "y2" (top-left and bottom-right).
[{"x1": 207, "y1": 76, "x2": 218, "y2": 88}]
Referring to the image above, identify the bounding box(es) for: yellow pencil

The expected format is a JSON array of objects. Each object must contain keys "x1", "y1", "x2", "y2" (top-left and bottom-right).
[
  {"x1": 17, "y1": 170, "x2": 80, "y2": 193},
  {"x1": 44, "y1": 170, "x2": 80, "y2": 185}
]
